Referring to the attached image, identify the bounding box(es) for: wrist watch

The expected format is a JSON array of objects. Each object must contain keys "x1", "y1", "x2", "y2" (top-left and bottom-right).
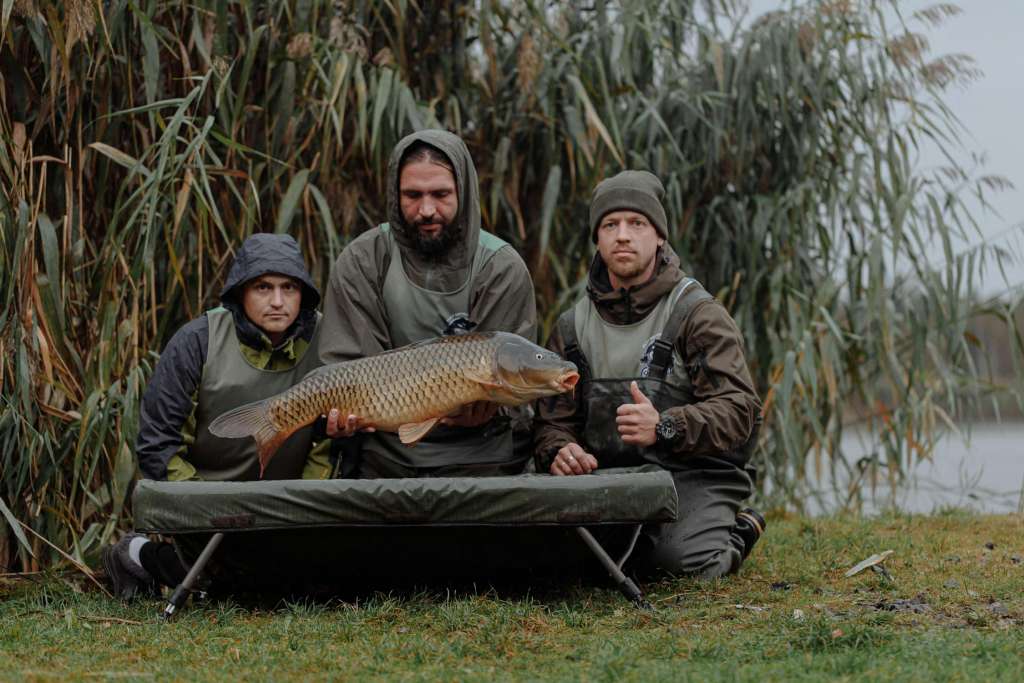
[{"x1": 654, "y1": 415, "x2": 677, "y2": 445}]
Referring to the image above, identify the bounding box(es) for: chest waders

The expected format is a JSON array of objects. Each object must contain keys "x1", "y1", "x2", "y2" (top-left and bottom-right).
[
  {"x1": 191, "y1": 307, "x2": 322, "y2": 481},
  {"x1": 560, "y1": 278, "x2": 747, "y2": 470},
  {"x1": 358, "y1": 224, "x2": 518, "y2": 470}
]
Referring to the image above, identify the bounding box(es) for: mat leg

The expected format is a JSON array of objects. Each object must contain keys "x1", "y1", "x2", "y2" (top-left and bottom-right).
[
  {"x1": 163, "y1": 532, "x2": 225, "y2": 620},
  {"x1": 616, "y1": 524, "x2": 644, "y2": 569},
  {"x1": 576, "y1": 527, "x2": 653, "y2": 610}
]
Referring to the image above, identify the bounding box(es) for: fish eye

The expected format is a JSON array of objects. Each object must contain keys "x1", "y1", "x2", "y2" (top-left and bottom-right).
[{"x1": 535, "y1": 353, "x2": 543, "y2": 360}]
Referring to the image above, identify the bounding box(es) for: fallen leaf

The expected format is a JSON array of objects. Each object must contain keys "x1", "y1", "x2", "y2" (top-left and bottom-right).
[{"x1": 844, "y1": 550, "x2": 894, "y2": 577}]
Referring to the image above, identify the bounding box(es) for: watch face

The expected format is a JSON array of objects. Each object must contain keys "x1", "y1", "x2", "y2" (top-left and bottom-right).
[{"x1": 656, "y1": 419, "x2": 676, "y2": 441}]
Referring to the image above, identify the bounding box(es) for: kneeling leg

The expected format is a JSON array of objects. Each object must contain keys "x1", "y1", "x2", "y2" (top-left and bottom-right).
[{"x1": 639, "y1": 462, "x2": 754, "y2": 579}]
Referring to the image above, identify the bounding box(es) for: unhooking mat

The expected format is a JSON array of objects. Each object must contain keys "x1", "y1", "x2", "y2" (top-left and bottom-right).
[{"x1": 132, "y1": 466, "x2": 678, "y2": 585}]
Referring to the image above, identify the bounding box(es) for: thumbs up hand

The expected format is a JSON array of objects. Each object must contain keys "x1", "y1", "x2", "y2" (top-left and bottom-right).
[
  {"x1": 629, "y1": 380, "x2": 652, "y2": 405},
  {"x1": 616, "y1": 380, "x2": 659, "y2": 447}
]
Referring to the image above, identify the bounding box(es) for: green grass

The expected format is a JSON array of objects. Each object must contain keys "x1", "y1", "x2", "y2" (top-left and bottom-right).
[{"x1": 2, "y1": 514, "x2": 1023, "y2": 681}]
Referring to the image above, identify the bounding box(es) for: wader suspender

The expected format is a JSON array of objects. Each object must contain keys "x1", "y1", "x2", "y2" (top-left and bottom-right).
[
  {"x1": 559, "y1": 277, "x2": 713, "y2": 381},
  {"x1": 555, "y1": 277, "x2": 712, "y2": 610},
  {"x1": 646, "y1": 278, "x2": 713, "y2": 378}
]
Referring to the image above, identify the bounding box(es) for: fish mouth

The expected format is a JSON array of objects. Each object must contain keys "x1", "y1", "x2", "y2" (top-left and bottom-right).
[{"x1": 557, "y1": 371, "x2": 580, "y2": 392}]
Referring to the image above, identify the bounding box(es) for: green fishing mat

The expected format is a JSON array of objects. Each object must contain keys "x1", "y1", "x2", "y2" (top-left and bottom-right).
[{"x1": 132, "y1": 467, "x2": 677, "y2": 585}]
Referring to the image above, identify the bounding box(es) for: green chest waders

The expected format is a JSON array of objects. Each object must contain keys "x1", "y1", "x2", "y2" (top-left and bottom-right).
[
  {"x1": 561, "y1": 278, "x2": 715, "y2": 470},
  {"x1": 358, "y1": 225, "x2": 519, "y2": 471},
  {"x1": 191, "y1": 307, "x2": 323, "y2": 481}
]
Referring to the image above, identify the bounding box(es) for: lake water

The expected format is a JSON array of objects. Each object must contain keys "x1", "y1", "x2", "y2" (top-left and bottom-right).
[{"x1": 795, "y1": 423, "x2": 1023, "y2": 515}]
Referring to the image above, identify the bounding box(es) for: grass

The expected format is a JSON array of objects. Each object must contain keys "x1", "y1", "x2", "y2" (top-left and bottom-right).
[{"x1": 1, "y1": 514, "x2": 1022, "y2": 681}]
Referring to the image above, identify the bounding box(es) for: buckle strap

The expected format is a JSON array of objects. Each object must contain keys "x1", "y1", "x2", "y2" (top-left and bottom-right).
[{"x1": 645, "y1": 277, "x2": 713, "y2": 379}]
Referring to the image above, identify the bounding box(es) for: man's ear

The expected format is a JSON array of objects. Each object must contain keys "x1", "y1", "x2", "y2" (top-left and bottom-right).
[{"x1": 657, "y1": 237, "x2": 665, "y2": 247}]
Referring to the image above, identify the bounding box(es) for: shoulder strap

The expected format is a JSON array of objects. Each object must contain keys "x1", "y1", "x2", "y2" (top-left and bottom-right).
[
  {"x1": 557, "y1": 307, "x2": 591, "y2": 382},
  {"x1": 647, "y1": 278, "x2": 714, "y2": 379},
  {"x1": 468, "y1": 230, "x2": 511, "y2": 292},
  {"x1": 476, "y1": 229, "x2": 510, "y2": 252}
]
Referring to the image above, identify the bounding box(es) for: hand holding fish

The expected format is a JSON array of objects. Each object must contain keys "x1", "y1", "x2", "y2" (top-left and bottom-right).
[{"x1": 324, "y1": 409, "x2": 376, "y2": 438}]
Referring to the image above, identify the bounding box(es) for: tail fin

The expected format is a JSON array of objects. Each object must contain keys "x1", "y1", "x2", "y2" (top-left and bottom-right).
[{"x1": 208, "y1": 400, "x2": 293, "y2": 477}]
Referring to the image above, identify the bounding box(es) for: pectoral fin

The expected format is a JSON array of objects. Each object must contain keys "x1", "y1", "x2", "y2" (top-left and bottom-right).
[
  {"x1": 462, "y1": 367, "x2": 503, "y2": 395},
  {"x1": 398, "y1": 416, "x2": 441, "y2": 445}
]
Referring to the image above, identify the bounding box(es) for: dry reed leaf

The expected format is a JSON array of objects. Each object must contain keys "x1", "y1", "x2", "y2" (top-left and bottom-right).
[
  {"x1": 12, "y1": 122, "x2": 26, "y2": 163},
  {"x1": 33, "y1": 324, "x2": 54, "y2": 393},
  {"x1": 173, "y1": 169, "x2": 194, "y2": 235}
]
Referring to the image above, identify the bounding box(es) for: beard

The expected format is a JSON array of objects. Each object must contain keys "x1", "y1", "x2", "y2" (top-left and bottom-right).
[
  {"x1": 605, "y1": 249, "x2": 659, "y2": 287},
  {"x1": 410, "y1": 217, "x2": 460, "y2": 259},
  {"x1": 608, "y1": 256, "x2": 652, "y2": 281}
]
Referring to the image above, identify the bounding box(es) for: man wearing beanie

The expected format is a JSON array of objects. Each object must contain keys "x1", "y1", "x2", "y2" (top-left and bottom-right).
[{"x1": 534, "y1": 170, "x2": 766, "y2": 579}]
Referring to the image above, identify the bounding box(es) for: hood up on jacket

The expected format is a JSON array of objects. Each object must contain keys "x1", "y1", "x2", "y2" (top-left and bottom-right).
[
  {"x1": 586, "y1": 242, "x2": 687, "y2": 325},
  {"x1": 220, "y1": 233, "x2": 320, "y2": 347},
  {"x1": 385, "y1": 129, "x2": 482, "y2": 292}
]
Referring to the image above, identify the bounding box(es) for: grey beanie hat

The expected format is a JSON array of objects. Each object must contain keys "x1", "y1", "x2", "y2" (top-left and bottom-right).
[{"x1": 589, "y1": 170, "x2": 668, "y2": 242}]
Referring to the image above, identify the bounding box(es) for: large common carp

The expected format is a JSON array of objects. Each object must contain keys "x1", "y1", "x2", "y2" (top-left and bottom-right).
[{"x1": 209, "y1": 332, "x2": 579, "y2": 474}]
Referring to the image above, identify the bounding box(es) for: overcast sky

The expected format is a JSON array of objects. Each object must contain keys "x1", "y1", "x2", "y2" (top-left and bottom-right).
[{"x1": 744, "y1": 0, "x2": 1024, "y2": 298}]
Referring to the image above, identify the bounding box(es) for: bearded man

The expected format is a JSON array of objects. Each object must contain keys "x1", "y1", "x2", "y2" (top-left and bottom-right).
[
  {"x1": 319, "y1": 130, "x2": 536, "y2": 477},
  {"x1": 534, "y1": 170, "x2": 767, "y2": 578}
]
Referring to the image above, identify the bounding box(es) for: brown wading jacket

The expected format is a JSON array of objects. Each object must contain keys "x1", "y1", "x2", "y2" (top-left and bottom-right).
[{"x1": 533, "y1": 244, "x2": 763, "y2": 471}]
